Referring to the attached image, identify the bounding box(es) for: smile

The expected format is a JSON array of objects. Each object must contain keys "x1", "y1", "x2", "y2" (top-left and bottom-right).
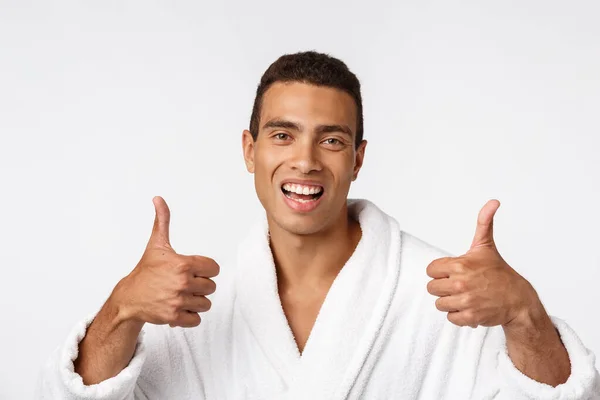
[{"x1": 280, "y1": 182, "x2": 325, "y2": 212}]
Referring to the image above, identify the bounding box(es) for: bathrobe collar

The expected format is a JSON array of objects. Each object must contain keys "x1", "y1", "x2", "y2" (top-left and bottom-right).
[{"x1": 235, "y1": 198, "x2": 403, "y2": 399}]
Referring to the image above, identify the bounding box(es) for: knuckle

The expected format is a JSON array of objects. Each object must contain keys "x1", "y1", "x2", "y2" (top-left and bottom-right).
[
  {"x1": 167, "y1": 307, "x2": 180, "y2": 322},
  {"x1": 171, "y1": 297, "x2": 185, "y2": 310},
  {"x1": 454, "y1": 279, "x2": 467, "y2": 292},
  {"x1": 455, "y1": 263, "x2": 468, "y2": 274},
  {"x1": 176, "y1": 274, "x2": 191, "y2": 290},
  {"x1": 175, "y1": 258, "x2": 192, "y2": 273},
  {"x1": 463, "y1": 310, "x2": 476, "y2": 322},
  {"x1": 461, "y1": 293, "x2": 473, "y2": 307}
]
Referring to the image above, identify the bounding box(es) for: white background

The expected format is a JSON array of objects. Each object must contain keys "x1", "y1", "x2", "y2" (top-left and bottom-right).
[{"x1": 1, "y1": 1, "x2": 599, "y2": 398}]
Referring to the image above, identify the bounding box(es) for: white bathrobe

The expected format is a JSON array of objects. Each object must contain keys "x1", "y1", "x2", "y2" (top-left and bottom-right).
[{"x1": 36, "y1": 199, "x2": 600, "y2": 399}]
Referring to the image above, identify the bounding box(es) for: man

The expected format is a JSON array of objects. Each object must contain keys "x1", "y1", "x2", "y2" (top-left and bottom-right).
[{"x1": 36, "y1": 51, "x2": 600, "y2": 399}]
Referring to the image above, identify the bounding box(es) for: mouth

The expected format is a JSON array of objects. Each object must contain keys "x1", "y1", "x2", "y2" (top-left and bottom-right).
[
  {"x1": 281, "y1": 183, "x2": 324, "y2": 202},
  {"x1": 280, "y1": 182, "x2": 325, "y2": 212}
]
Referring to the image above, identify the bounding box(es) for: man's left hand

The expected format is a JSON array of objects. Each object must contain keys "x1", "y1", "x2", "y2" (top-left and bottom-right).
[{"x1": 426, "y1": 199, "x2": 540, "y2": 329}]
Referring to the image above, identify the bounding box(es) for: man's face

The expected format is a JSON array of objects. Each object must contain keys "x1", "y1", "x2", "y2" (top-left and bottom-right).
[{"x1": 242, "y1": 81, "x2": 367, "y2": 235}]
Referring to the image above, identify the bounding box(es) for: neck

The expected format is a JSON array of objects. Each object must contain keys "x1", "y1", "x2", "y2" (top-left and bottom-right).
[{"x1": 267, "y1": 204, "x2": 362, "y2": 293}]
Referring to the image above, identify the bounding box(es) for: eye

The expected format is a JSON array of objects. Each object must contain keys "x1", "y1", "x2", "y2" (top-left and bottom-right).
[
  {"x1": 323, "y1": 138, "x2": 342, "y2": 145},
  {"x1": 274, "y1": 133, "x2": 290, "y2": 141}
]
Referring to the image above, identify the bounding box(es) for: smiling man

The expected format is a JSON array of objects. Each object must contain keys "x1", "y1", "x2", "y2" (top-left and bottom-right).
[
  {"x1": 242, "y1": 78, "x2": 365, "y2": 355},
  {"x1": 37, "y1": 51, "x2": 600, "y2": 399}
]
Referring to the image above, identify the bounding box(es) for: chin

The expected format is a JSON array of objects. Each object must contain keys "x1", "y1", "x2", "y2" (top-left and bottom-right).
[
  {"x1": 277, "y1": 206, "x2": 336, "y2": 237},
  {"x1": 258, "y1": 188, "x2": 340, "y2": 236}
]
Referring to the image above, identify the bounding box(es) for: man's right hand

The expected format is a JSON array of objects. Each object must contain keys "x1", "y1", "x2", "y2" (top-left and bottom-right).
[{"x1": 111, "y1": 196, "x2": 220, "y2": 328}]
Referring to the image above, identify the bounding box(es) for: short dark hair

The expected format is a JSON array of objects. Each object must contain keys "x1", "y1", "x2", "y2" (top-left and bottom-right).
[{"x1": 249, "y1": 51, "x2": 364, "y2": 149}]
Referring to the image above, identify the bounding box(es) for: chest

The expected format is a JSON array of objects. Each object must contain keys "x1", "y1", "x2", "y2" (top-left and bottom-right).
[{"x1": 279, "y1": 290, "x2": 328, "y2": 354}]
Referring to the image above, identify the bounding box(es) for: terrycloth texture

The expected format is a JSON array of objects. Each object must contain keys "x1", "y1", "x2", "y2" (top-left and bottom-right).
[{"x1": 36, "y1": 199, "x2": 600, "y2": 399}]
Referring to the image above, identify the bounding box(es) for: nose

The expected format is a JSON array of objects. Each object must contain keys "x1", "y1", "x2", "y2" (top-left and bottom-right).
[{"x1": 290, "y1": 139, "x2": 322, "y2": 174}]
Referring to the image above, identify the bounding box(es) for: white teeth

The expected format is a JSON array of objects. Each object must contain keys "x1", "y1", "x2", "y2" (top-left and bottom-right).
[
  {"x1": 289, "y1": 197, "x2": 316, "y2": 203},
  {"x1": 282, "y1": 182, "x2": 323, "y2": 195}
]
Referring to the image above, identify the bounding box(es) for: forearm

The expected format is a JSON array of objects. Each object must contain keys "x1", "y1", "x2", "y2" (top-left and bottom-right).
[
  {"x1": 503, "y1": 300, "x2": 571, "y2": 387},
  {"x1": 74, "y1": 291, "x2": 144, "y2": 385}
]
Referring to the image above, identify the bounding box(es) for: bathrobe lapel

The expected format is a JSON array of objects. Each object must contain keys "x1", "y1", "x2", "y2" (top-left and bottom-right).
[
  {"x1": 234, "y1": 217, "x2": 302, "y2": 388},
  {"x1": 235, "y1": 199, "x2": 403, "y2": 399}
]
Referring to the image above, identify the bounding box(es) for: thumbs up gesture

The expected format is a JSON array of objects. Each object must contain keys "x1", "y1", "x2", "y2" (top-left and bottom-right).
[
  {"x1": 426, "y1": 200, "x2": 541, "y2": 329},
  {"x1": 111, "y1": 196, "x2": 220, "y2": 328}
]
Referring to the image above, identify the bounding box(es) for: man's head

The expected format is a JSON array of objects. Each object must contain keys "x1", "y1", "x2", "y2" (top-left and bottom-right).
[
  {"x1": 242, "y1": 51, "x2": 367, "y2": 236},
  {"x1": 248, "y1": 51, "x2": 364, "y2": 148}
]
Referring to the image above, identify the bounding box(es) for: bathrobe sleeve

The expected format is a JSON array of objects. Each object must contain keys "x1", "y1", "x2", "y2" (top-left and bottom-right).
[
  {"x1": 495, "y1": 316, "x2": 600, "y2": 399},
  {"x1": 35, "y1": 312, "x2": 155, "y2": 400},
  {"x1": 474, "y1": 316, "x2": 600, "y2": 399}
]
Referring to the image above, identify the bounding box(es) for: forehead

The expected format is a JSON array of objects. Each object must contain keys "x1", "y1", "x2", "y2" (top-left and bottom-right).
[{"x1": 260, "y1": 81, "x2": 357, "y2": 133}]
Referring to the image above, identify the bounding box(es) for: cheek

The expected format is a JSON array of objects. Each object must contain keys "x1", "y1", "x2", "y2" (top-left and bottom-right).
[
  {"x1": 253, "y1": 149, "x2": 282, "y2": 189},
  {"x1": 331, "y1": 158, "x2": 356, "y2": 182}
]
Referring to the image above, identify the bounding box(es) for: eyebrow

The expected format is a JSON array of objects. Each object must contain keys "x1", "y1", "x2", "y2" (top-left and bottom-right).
[{"x1": 262, "y1": 118, "x2": 353, "y2": 138}]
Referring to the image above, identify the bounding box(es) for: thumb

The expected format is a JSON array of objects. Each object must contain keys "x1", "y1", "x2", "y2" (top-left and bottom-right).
[
  {"x1": 148, "y1": 196, "x2": 171, "y2": 248},
  {"x1": 469, "y1": 199, "x2": 500, "y2": 252}
]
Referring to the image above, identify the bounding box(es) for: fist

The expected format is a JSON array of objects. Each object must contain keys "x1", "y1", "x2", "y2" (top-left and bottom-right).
[
  {"x1": 112, "y1": 196, "x2": 220, "y2": 328},
  {"x1": 426, "y1": 200, "x2": 538, "y2": 329}
]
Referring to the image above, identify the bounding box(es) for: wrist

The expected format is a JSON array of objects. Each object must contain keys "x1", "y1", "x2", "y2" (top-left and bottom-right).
[
  {"x1": 106, "y1": 279, "x2": 145, "y2": 332},
  {"x1": 501, "y1": 298, "x2": 571, "y2": 386},
  {"x1": 503, "y1": 298, "x2": 556, "y2": 349}
]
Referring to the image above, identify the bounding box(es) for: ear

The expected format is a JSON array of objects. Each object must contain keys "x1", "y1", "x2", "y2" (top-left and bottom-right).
[
  {"x1": 242, "y1": 130, "x2": 256, "y2": 173},
  {"x1": 352, "y1": 140, "x2": 367, "y2": 181}
]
